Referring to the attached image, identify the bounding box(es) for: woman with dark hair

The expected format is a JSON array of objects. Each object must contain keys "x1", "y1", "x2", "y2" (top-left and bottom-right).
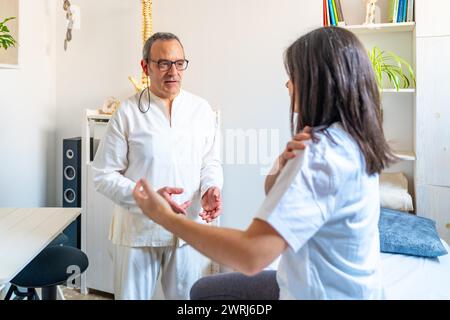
[{"x1": 132, "y1": 27, "x2": 395, "y2": 300}]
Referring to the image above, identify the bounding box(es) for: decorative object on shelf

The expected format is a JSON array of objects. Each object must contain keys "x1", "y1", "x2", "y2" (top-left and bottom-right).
[
  {"x1": 128, "y1": 75, "x2": 146, "y2": 93},
  {"x1": 368, "y1": 46, "x2": 415, "y2": 91},
  {"x1": 0, "y1": 0, "x2": 19, "y2": 67},
  {"x1": 0, "y1": 17, "x2": 16, "y2": 50},
  {"x1": 63, "y1": 0, "x2": 74, "y2": 51},
  {"x1": 99, "y1": 97, "x2": 120, "y2": 115},
  {"x1": 129, "y1": 0, "x2": 153, "y2": 93},
  {"x1": 364, "y1": 0, "x2": 381, "y2": 25}
]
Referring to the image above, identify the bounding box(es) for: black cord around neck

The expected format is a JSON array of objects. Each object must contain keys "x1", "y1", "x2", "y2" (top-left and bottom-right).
[{"x1": 138, "y1": 86, "x2": 151, "y2": 113}]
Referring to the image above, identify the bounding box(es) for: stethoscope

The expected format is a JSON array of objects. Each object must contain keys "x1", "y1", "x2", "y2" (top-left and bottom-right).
[
  {"x1": 138, "y1": 73, "x2": 152, "y2": 113},
  {"x1": 138, "y1": 85, "x2": 151, "y2": 114}
]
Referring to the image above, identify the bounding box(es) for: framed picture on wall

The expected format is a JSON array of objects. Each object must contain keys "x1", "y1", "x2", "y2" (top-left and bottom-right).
[{"x1": 0, "y1": 0, "x2": 19, "y2": 68}]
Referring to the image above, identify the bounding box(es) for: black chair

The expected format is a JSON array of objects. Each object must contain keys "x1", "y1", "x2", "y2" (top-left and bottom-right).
[
  {"x1": 48, "y1": 233, "x2": 69, "y2": 247},
  {"x1": 4, "y1": 235, "x2": 89, "y2": 300}
]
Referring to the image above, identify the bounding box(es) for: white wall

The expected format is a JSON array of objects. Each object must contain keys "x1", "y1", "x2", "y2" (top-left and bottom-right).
[
  {"x1": 153, "y1": 0, "x2": 322, "y2": 229},
  {"x1": 0, "y1": 0, "x2": 57, "y2": 207},
  {"x1": 55, "y1": 0, "x2": 141, "y2": 206},
  {"x1": 1, "y1": 0, "x2": 321, "y2": 227},
  {"x1": 54, "y1": 1, "x2": 320, "y2": 229},
  {"x1": 52, "y1": 0, "x2": 322, "y2": 228}
]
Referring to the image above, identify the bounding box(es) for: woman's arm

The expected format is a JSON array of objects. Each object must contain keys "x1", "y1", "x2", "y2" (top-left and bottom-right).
[
  {"x1": 133, "y1": 179, "x2": 287, "y2": 276},
  {"x1": 264, "y1": 156, "x2": 284, "y2": 195}
]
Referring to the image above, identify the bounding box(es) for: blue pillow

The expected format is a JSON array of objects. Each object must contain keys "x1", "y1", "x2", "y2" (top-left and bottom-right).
[{"x1": 379, "y1": 207, "x2": 448, "y2": 257}]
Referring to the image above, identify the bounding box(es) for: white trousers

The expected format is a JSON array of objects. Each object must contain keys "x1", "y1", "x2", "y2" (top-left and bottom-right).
[{"x1": 113, "y1": 243, "x2": 207, "y2": 300}]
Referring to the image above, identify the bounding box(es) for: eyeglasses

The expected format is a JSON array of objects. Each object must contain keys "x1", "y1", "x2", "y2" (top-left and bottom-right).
[{"x1": 149, "y1": 59, "x2": 189, "y2": 71}]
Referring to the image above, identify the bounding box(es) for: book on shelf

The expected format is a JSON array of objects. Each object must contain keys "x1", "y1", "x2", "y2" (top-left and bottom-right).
[
  {"x1": 403, "y1": 0, "x2": 408, "y2": 21},
  {"x1": 326, "y1": 0, "x2": 331, "y2": 26},
  {"x1": 390, "y1": 0, "x2": 414, "y2": 23},
  {"x1": 323, "y1": 0, "x2": 345, "y2": 27},
  {"x1": 406, "y1": 0, "x2": 414, "y2": 22},
  {"x1": 323, "y1": 0, "x2": 329, "y2": 26},
  {"x1": 334, "y1": 0, "x2": 346, "y2": 26},
  {"x1": 331, "y1": 0, "x2": 339, "y2": 25},
  {"x1": 328, "y1": 0, "x2": 336, "y2": 26},
  {"x1": 389, "y1": 0, "x2": 398, "y2": 23},
  {"x1": 397, "y1": 0, "x2": 406, "y2": 23}
]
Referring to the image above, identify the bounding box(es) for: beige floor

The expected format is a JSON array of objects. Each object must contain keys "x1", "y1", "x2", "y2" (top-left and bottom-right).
[{"x1": 61, "y1": 286, "x2": 114, "y2": 300}]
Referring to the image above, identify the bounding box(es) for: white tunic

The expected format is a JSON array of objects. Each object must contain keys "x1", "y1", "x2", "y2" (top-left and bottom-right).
[
  {"x1": 92, "y1": 89, "x2": 223, "y2": 247},
  {"x1": 256, "y1": 123, "x2": 384, "y2": 299}
]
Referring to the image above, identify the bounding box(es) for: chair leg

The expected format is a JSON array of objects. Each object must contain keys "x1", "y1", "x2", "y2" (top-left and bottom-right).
[
  {"x1": 28, "y1": 288, "x2": 39, "y2": 300},
  {"x1": 4, "y1": 285, "x2": 33, "y2": 300},
  {"x1": 4, "y1": 285, "x2": 15, "y2": 300},
  {"x1": 56, "y1": 285, "x2": 66, "y2": 300},
  {"x1": 42, "y1": 286, "x2": 57, "y2": 300}
]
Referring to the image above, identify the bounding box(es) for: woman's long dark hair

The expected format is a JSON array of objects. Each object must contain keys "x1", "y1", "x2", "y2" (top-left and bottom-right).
[{"x1": 285, "y1": 27, "x2": 395, "y2": 175}]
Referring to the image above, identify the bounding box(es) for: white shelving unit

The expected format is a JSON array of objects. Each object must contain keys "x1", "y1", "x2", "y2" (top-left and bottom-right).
[
  {"x1": 393, "y1": 151, "x2": 416, "y2": 161},
  {"x1": 381, "y1": 88, "x2": 415, "y2": 93},
  {"x1": 344, "y1": 22, "x2": 415, "y2": 34},
  {"x1": 81, "y1": 109, "x2": 114, "y2": 295},
  {"x1": 336, "y1": 0, "x2": 417, "y2": 204},
  {"x1": 336, "y1": 0, "x2": 450, "y2": 243}
]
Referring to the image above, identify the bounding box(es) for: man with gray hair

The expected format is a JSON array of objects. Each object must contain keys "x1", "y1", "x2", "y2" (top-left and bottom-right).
[{"x1": 92, "y1": 32, "x2": 223, "y2": 300}]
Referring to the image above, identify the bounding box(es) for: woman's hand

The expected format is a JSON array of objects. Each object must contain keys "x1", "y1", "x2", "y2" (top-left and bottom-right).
[
  {"x1": 133, "y1": 179, "x2": 175, "y2": 224},
  {"x1": 278, "y1": 126, "x2": 312, "y2": 170},
  {"x1": 264, "y1": 126, "x2": 312, "y2": 194}
]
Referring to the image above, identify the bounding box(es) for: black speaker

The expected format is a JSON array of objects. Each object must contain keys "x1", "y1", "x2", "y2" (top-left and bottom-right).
[{"x1": 62, "y1": 137, "x2": 82, "y2": 249}]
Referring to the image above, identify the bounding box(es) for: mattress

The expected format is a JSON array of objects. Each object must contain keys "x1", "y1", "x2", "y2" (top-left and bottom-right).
[{"x1": 381, "y1": 239, "x2": 450, "y2": 299}]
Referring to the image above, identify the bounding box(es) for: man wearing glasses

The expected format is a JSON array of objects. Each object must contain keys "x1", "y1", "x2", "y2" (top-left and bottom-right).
[{"x1": 92, "y1": 32, "x2": 223, "y2": 300}]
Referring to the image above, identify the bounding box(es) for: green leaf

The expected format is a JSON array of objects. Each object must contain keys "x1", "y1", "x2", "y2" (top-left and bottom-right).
[
  {"x1": 0, "y1": 17, "x2": 16, "y2": 50},
  {"x1": 0, "y1": 17, "x2": 16, "y2": 25},
  {"x1": 368, "y1": 46, "x2": 415, "y2": 90}
]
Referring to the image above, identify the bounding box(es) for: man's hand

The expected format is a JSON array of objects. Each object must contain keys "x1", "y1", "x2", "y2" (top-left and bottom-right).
[
  {"x1": 156, "y1": 187, "x2": 191, "y2": 215},
  {"x1": 200, "y1": 187, "x2": 222, "y2": 223},
  {"x1": 133, "y1": 179, "x2": 174, "y2": 224}
]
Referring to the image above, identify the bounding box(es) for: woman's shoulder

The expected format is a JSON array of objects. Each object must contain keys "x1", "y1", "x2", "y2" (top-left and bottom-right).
[
  {"x1": 299, "y1": 123, "x2": 365, "y2": 186},
  {"x1": 311, "y1": 123, "x2": 361, "y2": 163}
]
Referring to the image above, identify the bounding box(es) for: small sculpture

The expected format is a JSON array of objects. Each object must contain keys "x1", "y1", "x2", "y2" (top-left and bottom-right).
[
  {"x1": 100, "y1": 97, "x2": 120, "y2": 115},
  {"x1": 128, "y1": 76, "x2": 147, "y2": 93},
  {"x1": 63, "y1": 0, "x2": 74, "y2": 50},
  {"x1": 129, "y1": 0, "x2": 153, "y2": 93},
  {"x1": 364, "y1": 0, "x2": 379, "y2": 25}
]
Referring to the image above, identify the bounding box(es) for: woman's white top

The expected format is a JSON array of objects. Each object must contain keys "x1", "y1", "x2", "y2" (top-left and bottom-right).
[
  {"x1": 92, "y1": 89, "x2": 223, "y2": 247},
  {"x1": 256, "y1": 123, "x2": 384, "y2": 299}
]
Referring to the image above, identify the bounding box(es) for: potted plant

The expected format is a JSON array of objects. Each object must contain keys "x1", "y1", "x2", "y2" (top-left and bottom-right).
[
  {"x1": 0, "y1": 17, "x2": 16, "y2": 50},
  {"x1": 369, "y1": 46, "x2": 415, "y2": 91}
]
